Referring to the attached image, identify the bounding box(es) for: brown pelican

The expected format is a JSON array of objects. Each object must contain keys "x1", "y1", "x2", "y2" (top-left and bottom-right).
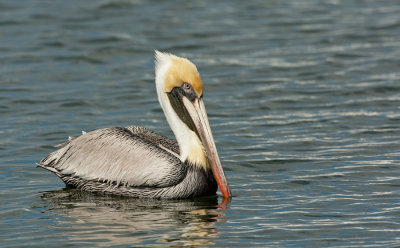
[{"x1": 39, "y1": 51, "x2": 232, "y2": 199}]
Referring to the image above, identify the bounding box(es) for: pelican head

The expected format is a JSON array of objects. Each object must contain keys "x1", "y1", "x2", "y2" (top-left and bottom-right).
[{"x1": 154, "y1": 51, "x2": 231, "y2": 198}]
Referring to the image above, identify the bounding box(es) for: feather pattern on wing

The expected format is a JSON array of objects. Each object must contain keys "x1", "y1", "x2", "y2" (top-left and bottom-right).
[{"x1": 40, "y1": 126, "x2": 185, "y2": 188}]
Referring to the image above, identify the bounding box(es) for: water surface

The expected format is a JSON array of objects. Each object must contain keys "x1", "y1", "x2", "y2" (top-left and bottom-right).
[{"x1": 1, "y1": 0, "x2": 400, "y2": 247}]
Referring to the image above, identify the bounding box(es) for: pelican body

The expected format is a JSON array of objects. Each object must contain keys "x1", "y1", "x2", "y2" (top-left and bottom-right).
[{"x1": 39, "y1": 51, "x2": 231, "y2": 199}]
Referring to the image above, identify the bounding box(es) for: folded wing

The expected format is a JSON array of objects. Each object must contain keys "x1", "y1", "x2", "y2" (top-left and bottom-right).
[{"x1": 39, "y1": 126, "x2": 185, "y2": 188}]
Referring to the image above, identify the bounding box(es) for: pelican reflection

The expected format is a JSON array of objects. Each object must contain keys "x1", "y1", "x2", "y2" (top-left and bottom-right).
[{"x1": 38, "y1": 189, "x2": 230, "y2": 246}]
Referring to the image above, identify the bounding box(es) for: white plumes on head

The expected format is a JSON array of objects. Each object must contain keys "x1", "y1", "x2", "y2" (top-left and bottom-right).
[
  {"x1": 154, "y1": 50, "x2": 171, "y2": 97},
  {"x1": 155, "y1": 50, "x2": 172, "y2": 72}
]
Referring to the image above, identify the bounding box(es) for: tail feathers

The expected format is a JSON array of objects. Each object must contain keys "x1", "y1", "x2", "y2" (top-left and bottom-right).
[
  {"x1": 40, "y1": 150, "x2": 58, "y2": 165},
  {"x1": 36, "y1": 162, "x2": 59, "y2": 174},
  {"x1": 39, "y1": 132, "x2": 85, "y2": 175},
  {"x1": 38, "y1": 150, "x2": 62, "y2": 174}
]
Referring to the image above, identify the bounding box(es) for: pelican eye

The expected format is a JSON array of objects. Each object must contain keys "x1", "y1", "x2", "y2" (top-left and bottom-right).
[
  {"x1": 173, "y1": 82, "x2": 197, "y2": 101},
  {"x1": 182, "y1": 82, "x2": 191, "y2": 90}
]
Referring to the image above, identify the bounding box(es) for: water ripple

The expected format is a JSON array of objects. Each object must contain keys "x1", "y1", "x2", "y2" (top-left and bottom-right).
[{"x1": 1, "y1": 0, "x2": 400, "y2": 247}]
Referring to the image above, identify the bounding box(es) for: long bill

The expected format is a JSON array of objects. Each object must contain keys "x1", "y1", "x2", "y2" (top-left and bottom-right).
[{"x1": 182, "y1": 97, "x2": 232, "y2": 198}]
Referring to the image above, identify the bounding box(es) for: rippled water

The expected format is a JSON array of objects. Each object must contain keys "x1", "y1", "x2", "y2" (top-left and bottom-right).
[{"x1": 1, "y1": 0, "x2": 400, "y2": 247}]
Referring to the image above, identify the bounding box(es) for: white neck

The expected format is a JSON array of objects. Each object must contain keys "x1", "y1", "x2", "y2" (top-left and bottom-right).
[{"x1": 154, "y1": 58, "x2": 202, "y2": 165}]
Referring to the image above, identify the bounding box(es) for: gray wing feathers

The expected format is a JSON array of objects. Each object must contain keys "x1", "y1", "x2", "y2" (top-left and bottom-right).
[
  {"x1": 40, "y1": 126, "x2": 185, "y2": 188},
  {"x1": 125, "y1": 126, "x2": 180, "y2": 155}
]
